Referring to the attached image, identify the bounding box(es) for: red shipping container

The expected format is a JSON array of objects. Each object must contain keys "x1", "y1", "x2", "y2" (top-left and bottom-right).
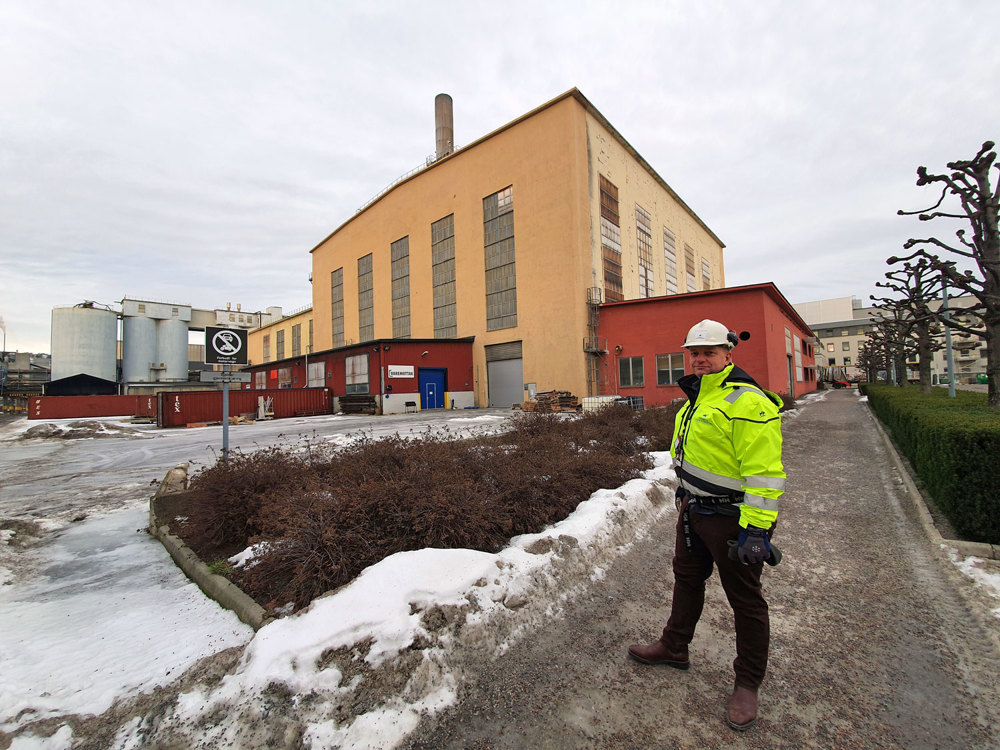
[
  {"x1": 157, "y1": 388, "x2": 332, "y2": 428},
  {"x1": 29, "y1": 395, "x2": 147, "y2": 420}
]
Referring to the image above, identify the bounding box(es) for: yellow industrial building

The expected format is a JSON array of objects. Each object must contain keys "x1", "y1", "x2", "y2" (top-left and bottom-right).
[{"x1": 253, "y1": 88, "x2": 726, "y2": 407}]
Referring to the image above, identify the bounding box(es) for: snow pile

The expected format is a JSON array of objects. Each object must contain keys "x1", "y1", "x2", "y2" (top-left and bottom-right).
[
  {"x1": 13, "y1": 420, "x2": 152, "y2": 442},
  {"x1": 946, "y1": 548, "x2": 1000, "y2": 619},
  {"x1": 111, "y1": 454, "x2": 678, "y2": 749}
]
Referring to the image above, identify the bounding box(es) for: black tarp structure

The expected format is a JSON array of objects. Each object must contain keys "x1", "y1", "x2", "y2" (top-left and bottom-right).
[{"x1": 44, "y1": 373, "x2": 118, "y2": 396}]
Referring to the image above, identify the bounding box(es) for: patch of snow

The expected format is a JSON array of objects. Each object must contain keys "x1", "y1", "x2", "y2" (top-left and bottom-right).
[
  {"x1": 8, "y1": 723, "x2": 74, "y2": 749},
  {"x1": 946, "y1": 548, "x2": 1000, "y2": 618},
  {"x1": 0, "y1": 505, "x2": 252, "y2": 733}
]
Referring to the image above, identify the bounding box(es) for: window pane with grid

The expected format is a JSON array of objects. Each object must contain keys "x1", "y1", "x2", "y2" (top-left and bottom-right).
[
  {"x1": 263, "y1": 334, "x2": 271, "y2": 362},
  {"x1": 636, "y1": 204, "x2": 653, "y2": 298},
  {"x1": 292, "y1": 324, "x2": 301, "y2": 357},
  {"x1": 656, "y1": 353, "x2": 686, "y2": 385},
  {"x1": 484, "y1": 188, "x2": 517, "y2": 331},
  {"x1": 701, "y1": 258, "x2": 711, "y2": 291},
  {"x1": 345, "y1": 354, "x2": 369, "y2": 394},
  {"x1": 600, "y1": 176, "x2": 623, "y2": 302},
  {"x1": 331, "y1": 268, "x2": 344, "y2": 347},
  {"x1": 684, "y1": 244, "x2": 697, "y2": 292},
  {"x1": 391, "y1": 237, "x2": 410, "y2": 338},
  {"x1": 276, "y1": 329, "x2": 285, "y2": 360},
  {"x1": 619, "y1": 356, "x2": 644, "y2": 387},
  {"x1": 663, "y1": 228, "x2": 678, "y2": 295},
  {"x1": 358, "y1": 254, "x2": 374, "y2": 342}
]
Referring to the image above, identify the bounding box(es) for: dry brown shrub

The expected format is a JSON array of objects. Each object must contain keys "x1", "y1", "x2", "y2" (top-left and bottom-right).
[{"x1": 186, "y1": 405, "x2": 681, "y2": 610}]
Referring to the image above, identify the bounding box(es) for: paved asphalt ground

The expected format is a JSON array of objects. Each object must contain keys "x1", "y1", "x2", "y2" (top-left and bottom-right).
[{"x1": 400, "y1": 390, "x2": 1000, "y2": 749}]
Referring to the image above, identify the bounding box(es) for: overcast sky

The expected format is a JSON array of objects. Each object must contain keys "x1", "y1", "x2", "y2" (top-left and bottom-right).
[{"x1": 2, "y1": 0, "x2": 998, "y2": 353}]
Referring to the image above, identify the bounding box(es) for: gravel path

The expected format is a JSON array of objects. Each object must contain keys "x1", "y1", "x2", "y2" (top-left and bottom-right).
[{"x1": 400, "y1": 390, "x2": 1000, "y2": 748}]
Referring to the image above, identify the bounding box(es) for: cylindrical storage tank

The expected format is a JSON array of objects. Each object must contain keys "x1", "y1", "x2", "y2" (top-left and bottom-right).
[
  {"x1": 122, "y1": 316, "x2": 156, "y2": 383},
  {"x1": 50, "y1": 306, "x2": 118, "y2": 382},
  {"x1": 156, "y1": 318, "x2": 189, "y2": 382}
]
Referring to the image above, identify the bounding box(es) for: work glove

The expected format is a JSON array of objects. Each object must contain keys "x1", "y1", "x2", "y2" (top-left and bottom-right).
[
  {"x1": 674, "y1": 486, "x2": 688, "y2": 511},
  {"x1": 736, "y1": 526, "x2": 771, "y2": 565}
]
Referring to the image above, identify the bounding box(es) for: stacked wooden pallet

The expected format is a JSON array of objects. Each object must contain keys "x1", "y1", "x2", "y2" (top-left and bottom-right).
[{"x1": 521, "y1": 390, "x2": 580, "y2": 413}]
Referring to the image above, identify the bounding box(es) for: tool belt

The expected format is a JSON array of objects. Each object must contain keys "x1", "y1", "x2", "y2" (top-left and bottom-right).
[
  {"x1": 679, "y1": 492, "x2": 743, "y2": 552},
  {"x1": 688, "y1": 494, "x2": 742, "y2": 506}
]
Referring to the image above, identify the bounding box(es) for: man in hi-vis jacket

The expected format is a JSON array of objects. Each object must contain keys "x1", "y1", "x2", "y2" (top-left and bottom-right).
[{"x1": 628, "y1": 319, "x2": 785, "y2": 731}]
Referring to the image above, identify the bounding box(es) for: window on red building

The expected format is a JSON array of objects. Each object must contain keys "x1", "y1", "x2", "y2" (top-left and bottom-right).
[
  {"x1": 619, "y1": 356, "x2": 644, "y2": 387},
  {"x1": 656, "y1": 353, "x2": 685, "y2": 385}
]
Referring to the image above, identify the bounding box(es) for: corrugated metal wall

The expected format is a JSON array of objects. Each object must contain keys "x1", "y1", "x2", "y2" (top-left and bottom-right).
[
  {"x1": 29, "y1": 395, "x2": 156, "y2": 420},
  {"x1": 157, "y1": 388, "x2": 332, "y2": 427}
]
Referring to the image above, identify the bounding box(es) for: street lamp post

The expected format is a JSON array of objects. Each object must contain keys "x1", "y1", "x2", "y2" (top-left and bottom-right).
[{"x1": 941, "y1": 278, "x2": 956, "y2": 399}]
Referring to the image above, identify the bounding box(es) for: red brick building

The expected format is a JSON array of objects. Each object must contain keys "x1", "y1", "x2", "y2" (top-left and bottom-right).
[{"x1": 596, "y1": 283, "x2": 817, "y2": 407}]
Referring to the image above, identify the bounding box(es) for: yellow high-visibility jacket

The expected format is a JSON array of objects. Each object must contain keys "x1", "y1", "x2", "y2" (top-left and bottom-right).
[{"x1": 670, "y1": 363, "x2": 785, "y2": 529}]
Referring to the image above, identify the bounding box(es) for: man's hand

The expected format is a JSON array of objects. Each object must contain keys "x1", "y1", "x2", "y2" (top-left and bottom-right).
[
  {"x1": 674, "y1": 486, "x2": 688, "y2": 511},
  {"x1": 736, "y1": 527, "x2": 771, "y2": 565}
]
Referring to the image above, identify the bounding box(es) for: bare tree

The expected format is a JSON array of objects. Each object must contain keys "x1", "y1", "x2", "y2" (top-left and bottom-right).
[
  {"x1": 868, "y1": 299, "x2": 918, "y2": 386},
  {"x1": 873, "y1": 258, "x2": 942, "y2": 393},
  {"x1": 892, "y1": 140, "x2": 1000, "y2": 407},
  {"x1": 857, "y1": 337, "x2": 888, "y2": 383}
]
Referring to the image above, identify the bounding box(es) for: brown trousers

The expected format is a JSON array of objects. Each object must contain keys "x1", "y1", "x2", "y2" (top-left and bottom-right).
[{"x1": 660, "y1": 506, "x2": 771, "y2": 690}]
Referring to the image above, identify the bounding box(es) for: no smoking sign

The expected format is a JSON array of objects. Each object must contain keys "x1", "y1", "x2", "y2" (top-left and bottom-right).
[{"x1": 205, "y1": 326, "x2": 248, "y2": 365}]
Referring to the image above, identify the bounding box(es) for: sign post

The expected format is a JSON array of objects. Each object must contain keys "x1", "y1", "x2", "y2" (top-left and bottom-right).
[{"x1": 204, "y1": 327, "x2": 249, "y2": 463}]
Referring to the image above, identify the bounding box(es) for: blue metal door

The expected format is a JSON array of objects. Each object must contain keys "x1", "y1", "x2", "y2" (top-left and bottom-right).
[{"x1": 419, "y1": 368, "x2": 446, "y2": 410}]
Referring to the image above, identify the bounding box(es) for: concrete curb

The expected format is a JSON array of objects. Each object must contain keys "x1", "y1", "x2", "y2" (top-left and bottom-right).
[
  {"x1": 864, "y1": 401, "x2": 999, "y2": 561},
  {"x1": 148, "y1": 463, "x2": 271, "y2": 630}
]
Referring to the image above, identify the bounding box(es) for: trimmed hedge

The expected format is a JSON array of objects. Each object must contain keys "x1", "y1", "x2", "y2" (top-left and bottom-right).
[{"x1": 860, "y1": 384, "x2": 1000, "y2": 544}]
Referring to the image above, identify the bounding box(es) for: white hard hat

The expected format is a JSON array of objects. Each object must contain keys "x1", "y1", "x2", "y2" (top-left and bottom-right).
[{"x1": 683, "y1": 319, "x2": 736, "y2": 349}]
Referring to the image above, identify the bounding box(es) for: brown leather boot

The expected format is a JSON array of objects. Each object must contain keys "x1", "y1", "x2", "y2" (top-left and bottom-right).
[
  {"x1": 626, "y1": 640, "x2": 690, "y2": 669},
  {"x1": 726, "y1": 684, "x2": 758, "y2": 730}
]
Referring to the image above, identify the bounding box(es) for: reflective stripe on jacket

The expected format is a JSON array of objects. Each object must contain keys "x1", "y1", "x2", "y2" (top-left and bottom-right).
[{"x1": 670, "y1": 363, "x2": 785, "y2": 529}]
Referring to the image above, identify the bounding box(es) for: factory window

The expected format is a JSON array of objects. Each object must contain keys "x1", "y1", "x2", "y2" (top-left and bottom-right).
[
  {"x1": 345, "y1": 354, "x2": 369, "y2": 394},
  {"x1": 391, "y1": 236, "x2": 410, "y2": 338},
  {"x1": 172, "y1": 308, "x2": 179, "y2": 316},
  {"x1": 794, "y1": 334, "x2": 803, "y2": 381},
  {"x1": 358, "y1": 254, "x2": 374, "y2": 342},
  {"x1": 636, "y1": 204, "x2": 653, "y2": 298},
  {"x1": 331, "y1": 268, "x2": 345, "y2": 348},
  {"x1": 484, "y1": 186, "x2": 517, "y2": 330},
  {"x1": 600, "y1": 176, "x2": 623, "y2": 302},
  {"x1": 254, "y1": 371, "x2": 266, "y2": 389},
  {"x1": 308, "y1": 320, "x2": 313, "y2": 353},
  {"x1": 663, "y1": 228, "x2": 678, "y2": 295},
  {"x1": 656, "y1": 353, "x2": 685, "y2": 386},
  {"x1": 292, "y1": 323, "x2": 301, "y2": 357},
  {"x1": 619, "y1": 356, "x2": 644, "y2": 387},
  {"x1": 137, "y1": 304, "x2": 145, "y2": 313},
  {"x1": 308, "y1": 361, "x2": 324, "y2": 387},
  {"x1": 432, "y1": 214, "x2": 457, "y2": 337},
  {"x1": 229, "y1": 314, "x2": 235, "y2": 322},
  {"x1": 684, "y1": 244, "x2": 697, "y2": 293},
  {"x1": 278, "y1": 367, "x2": 292, "y2": 388},
  {"x1": 276, "y1": 329, "x2": 285, "y2": 360},
  {"x1": 701, "y1": 258, "x2": 711, "y2": 291},
  {"x1": 263, "y1": 334, "x2": 271, "y2": 362}
]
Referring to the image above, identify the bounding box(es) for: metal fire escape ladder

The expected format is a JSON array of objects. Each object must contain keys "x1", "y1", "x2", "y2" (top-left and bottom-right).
[{"x1": 584, "y1": 287, "x2": 606, "y2": 396}]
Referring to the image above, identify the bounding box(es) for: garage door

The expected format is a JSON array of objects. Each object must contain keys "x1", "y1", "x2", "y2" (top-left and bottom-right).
[{"x1": 485, "y1": 341, "x2": 523, "y2": 408}]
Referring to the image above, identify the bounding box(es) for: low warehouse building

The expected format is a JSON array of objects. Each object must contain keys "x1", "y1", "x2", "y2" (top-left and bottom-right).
[{"x1": 597, "y1": 283, "x2": 818, "y2": 407}]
